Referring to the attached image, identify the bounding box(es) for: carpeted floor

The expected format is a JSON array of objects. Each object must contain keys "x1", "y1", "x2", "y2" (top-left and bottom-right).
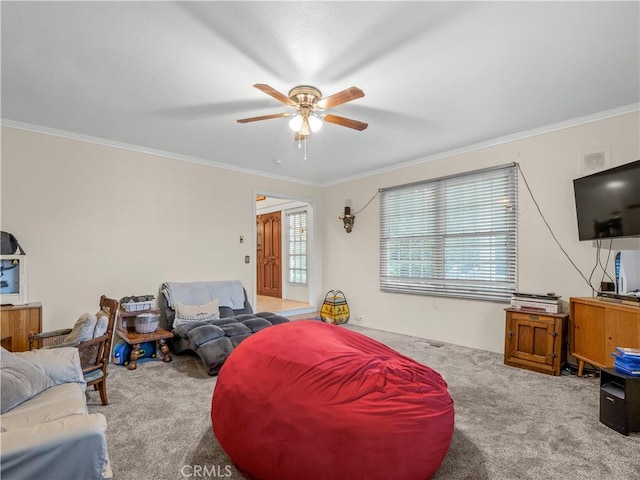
[{"x1": 88, "y1": 323, "x2": 640, "y2": 480}]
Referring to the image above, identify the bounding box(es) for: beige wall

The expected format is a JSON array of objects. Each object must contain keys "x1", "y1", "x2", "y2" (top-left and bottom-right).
[
  {"x1": 1, "y1": 127, "x2": 321, "y2": 330},
  {"x1": 321, "y1": 112, "x2": 640, "y2": 352},
  {"x1": 3, "y1": 113, "x2": 639, "y2": 352}
]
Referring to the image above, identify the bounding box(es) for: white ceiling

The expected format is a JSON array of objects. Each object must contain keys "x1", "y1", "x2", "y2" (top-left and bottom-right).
[{"x1": 2, "y1": 2, "x2": 639, "y2": 186}]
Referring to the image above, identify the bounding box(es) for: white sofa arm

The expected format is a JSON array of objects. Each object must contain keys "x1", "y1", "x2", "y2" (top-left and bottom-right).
[
  {"x1": 15, "y1": 347, "x2": 86, "y2": 391},
  {"x1": 1, "y1": 413, "x2": 112, "y2": 480}
]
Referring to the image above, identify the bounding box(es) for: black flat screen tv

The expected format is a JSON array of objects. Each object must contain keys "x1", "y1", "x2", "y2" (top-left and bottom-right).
[{"x1": 573, "y1": 159, "x2": 640, "y2": 241}]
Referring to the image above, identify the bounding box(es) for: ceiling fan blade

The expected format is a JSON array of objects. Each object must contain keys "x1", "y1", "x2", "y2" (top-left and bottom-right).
[
  {"x1": 316, "y1": 86, "x2": 364, "y2": 109},
  {"x1": 323, "y1": 114, "x2": 368, "y2": 131},
  {"x1": 237, "y1": 112, "x2": 292, "y2": 123},
  {"x1": 254, "y1": 84, "x2": 297, "y2": 107},
  {"x1": 294, "y1": 132, "x2": 308, "y2": 141}
]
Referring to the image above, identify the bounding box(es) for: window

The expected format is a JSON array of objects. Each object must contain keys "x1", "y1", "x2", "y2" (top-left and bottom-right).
[
  {"x1": 380, "y1": 163, "x2": 517, "y2": 301},
  {"x1": 287, "y1": 210, "x2": 307, "y2": 284}
]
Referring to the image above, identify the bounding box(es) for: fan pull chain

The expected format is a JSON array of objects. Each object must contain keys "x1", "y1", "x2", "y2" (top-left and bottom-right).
[{"x1": 295, "y1": 135, "x2": 308, "y2": 161}]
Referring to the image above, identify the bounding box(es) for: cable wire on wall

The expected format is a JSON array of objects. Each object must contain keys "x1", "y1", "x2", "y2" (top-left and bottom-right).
[
  {"x1": 597, "y1": 239, "x2": 615, "y2": 286},
  {"x1": 352, "y1": 190, "x2": 380, "y2": 215},
  {"x1": 517, "y1": 163, "x2": 599, "y2": 295}
]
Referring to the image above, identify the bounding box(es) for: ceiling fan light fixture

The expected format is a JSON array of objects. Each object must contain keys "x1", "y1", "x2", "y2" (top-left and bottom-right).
[
  {"x1": 308, "y1": 113, "x2": 323, "y2": 132},
  {"x1": 289, "y1": 111, "x2": 322, "y2": 135},
  {"x1": 299, "y1": 117, "x2": 311, "y2": 136},
  {"x1": 239, "y1": 84, "x2": 366, "y2": 137},
  {"x1": 288, "y1": 114, "x2": 303, "y2": 132}
]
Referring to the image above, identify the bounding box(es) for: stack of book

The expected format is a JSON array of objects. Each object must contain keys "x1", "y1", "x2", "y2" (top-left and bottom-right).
[
  {"x1": 510, "y1": 292, "x2": 561, "y2": 314},
  {"x1": 612, "y1": 347, "x2": 640, "y2": 376}
]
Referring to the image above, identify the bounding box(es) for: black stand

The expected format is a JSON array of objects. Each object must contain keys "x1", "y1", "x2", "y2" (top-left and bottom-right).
[{"x1": 600, "y1": 368, "x2": 640, "y2": 435}]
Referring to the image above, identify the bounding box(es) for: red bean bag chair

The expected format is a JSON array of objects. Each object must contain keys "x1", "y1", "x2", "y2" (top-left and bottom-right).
[{"x1": 211, "y1": 320, "x2": 454, "y2": 480}]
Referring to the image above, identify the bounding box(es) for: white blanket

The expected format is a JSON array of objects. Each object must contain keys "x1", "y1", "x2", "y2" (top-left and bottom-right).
[{"x1": 162, "y1": 281, "x2": 246, "y2": 310}]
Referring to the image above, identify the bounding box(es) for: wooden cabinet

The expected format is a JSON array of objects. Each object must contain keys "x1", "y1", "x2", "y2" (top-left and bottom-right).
[
  {"x1": 0, "y1": 303, "x2": 42, "y2": 352},
  {"x1": 504, "y1": 308, "x2": 568, "y2": 376},
  {"x1": 569, "y1": 297, "x2": 640, "y2": 376}
]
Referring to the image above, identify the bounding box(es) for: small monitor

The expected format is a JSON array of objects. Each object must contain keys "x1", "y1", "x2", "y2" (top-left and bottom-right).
[{"x1": 0, "y1": 255, "x2": 28, "y2": 305}]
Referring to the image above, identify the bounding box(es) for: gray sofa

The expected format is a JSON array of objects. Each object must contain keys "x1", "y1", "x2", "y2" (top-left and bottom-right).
[
  {"x1": 160, "y1": 281, "x2": 289, "y2": 375},
  {"x1": 0, "y1": 346, "x2": 111, "y2": 480}
]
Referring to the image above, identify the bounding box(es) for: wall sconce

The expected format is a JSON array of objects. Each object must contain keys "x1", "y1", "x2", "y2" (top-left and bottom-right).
[
  {"x1": 339, "y1": 200, "x2": 355, "y2": 233},
  {"x1": 336, "y1": 191, "x2": 380, "y2": 235}
]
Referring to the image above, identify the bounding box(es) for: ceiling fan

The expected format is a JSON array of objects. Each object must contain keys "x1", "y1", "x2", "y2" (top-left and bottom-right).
[{"x1": 237, "y1": 84, "x2": 368, "y2": 140}]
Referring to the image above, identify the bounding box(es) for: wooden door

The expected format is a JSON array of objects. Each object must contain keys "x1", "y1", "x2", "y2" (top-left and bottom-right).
[
  {"x1": 606, "y1": 309, "x2": 640, "y2": 367},
  {"x1": 507, "y1": 312, "x2": 555, "y2": 366},
  {"x1": 572, "y1": 302, "x2": 606, "y2": 366},
  {"x1": 256, "y1": 212, "x2": 282, "y2": 298}
]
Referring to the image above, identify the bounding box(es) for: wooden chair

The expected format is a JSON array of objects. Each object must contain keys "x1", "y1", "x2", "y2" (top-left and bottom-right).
[{"x1": 29, "y1": 295, "x2": 119, "y2": 405}]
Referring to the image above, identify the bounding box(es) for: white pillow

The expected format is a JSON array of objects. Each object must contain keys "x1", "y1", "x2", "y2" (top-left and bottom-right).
[
  {"x1": 1, "y1": 347, "x2": 54, "y2": 414},
  {"x1": 174, "y1": 299, "x2": 220, "y2": 327},
  {"x1": 93, "y1": 310, "x2": 109, "y2": 337},
  {"x1": 15, "y1": 347, "x2": 86, "y2": 391},
  {"x1": 64, "y1": 313, "x2": 98, "y2": 345}
]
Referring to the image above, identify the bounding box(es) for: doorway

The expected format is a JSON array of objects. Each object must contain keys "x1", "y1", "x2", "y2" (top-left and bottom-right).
[
  {"x1": 254, "y1": 194, "x2": 316, "y2": 315},
  {"x1": 256, "y1": 211, "x2": 282, "y2": 298}
]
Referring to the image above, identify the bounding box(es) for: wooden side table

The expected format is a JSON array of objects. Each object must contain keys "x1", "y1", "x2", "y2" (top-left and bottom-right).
[
  {"x1": 504, "y1": 308, "x2": 568, "y2": 376},
  {"x1": 116, "y1": 308, "x2": 173, "y2": 370}
]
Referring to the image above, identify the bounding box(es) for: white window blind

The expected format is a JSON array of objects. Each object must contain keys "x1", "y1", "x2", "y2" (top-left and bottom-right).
[
  {"x1": 380, "y1": 163, "x2": 517, "y2": 301},
  {"x1": 287, "y1": 210, "x2": 307, "y2": 284}
]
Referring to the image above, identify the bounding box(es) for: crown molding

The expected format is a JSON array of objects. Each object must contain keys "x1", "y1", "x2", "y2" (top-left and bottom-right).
[
  {"x1": 0, "y1": 119, "x2": 322, "y2": 187},
  {"x1": 3, "y1": 102, "x2": 638, "y2": 189},
  {"x1": 322, "y1": 103, "x2": 640, "y2": 187}
]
